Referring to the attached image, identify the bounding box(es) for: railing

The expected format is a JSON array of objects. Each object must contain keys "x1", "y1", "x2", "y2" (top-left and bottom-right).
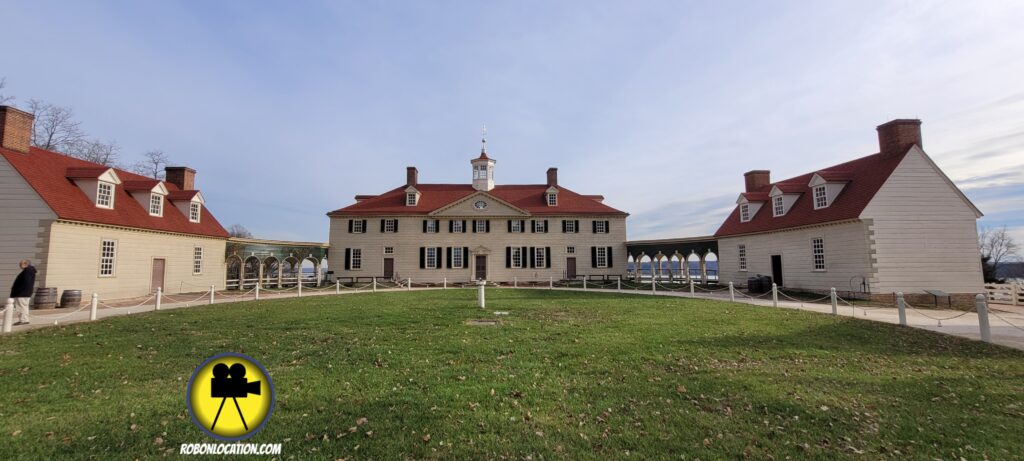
[{"x1": 985, "y1": 283, "x2": 1022, "y2": 306}]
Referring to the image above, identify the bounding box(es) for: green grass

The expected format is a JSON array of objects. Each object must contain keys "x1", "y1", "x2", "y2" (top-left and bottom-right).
[{"x1": 1, "y1": 289, "x2": 1022, "y2": 460}]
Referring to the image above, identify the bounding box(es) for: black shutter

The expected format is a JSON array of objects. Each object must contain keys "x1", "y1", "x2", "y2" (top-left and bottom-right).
[
  {"x1": 530, "y1": 247, "x2": 536, "y2": 268},
  {"x1": 419, "y1": 247, "x2": 425, "y2": 269},
  {"x1": 506, "y1": 247, "x2": 512, "y2": 268},
  {"x1": 348, "y1": 220, "x2": 353, "y2": 233},
  {"x1": 531, "y1": 220, "x2": 536, "y2": 233},
  {"x1": 462, "y1": 220, "x2": 467, "y2": 233},
  {"x1": 472, "y1": 220, "x2": 477, "y2": 233},
  {"x1": 561, "y1": 220, "x2": 567, "y2": 233},
  {"x1": 591, "y1": 247, "x2": 598, "y2": 268},
  {"x1": 449, "y1": 220, "x2": 454, "y2": 233},
  {"x1": 362, "y1": 220, "x2": 367, "y2": 232},
  {"x1": 607, "y1": 246, "x2": 614, "y2": 267},
  {"x1": 485, "y1": 220, "x2": 490, "y2": 233},
  {"x1": 463, "y1": 247, "x2": 470, "y2": 269},
  {"x1": 344, "y1": 248, "x2": 351, "y2": 270},
  {"x1": 545, "y1": 247, "x2": 552, "y2": 268},
  {"x1": 574, "y1": 220, "x2": 579, "y2": 233},
  {"x1": 521, "y1": 246, "x2": 527, "y2": 267},
  {"x1": 380, "y1": 219, "x2": 385, "y2": 232},
  {"x1": 507, "y1": 220, "x2": 513, "y2": 232},
  {"x1": 436, "y1": 247, "x2": 442, "y2": 269},
  {"x1": 544, "y1": 220, "x2": 549, "y2": 233},
  {"x1": 592, "y1": 221, "x2": 598, "y2": 233},
  {"x1": 604, "y1": 220, "x2": 610, "y2": 233},
  {"x1": 423, "y1": 220, "x2": 428, "y2": 233},
  {"x1": 393, "y1": 220, "x2": 398, "y2": 232},
  {"x1": 446, "y1": 247, "x2": 452, "y2": 268}
]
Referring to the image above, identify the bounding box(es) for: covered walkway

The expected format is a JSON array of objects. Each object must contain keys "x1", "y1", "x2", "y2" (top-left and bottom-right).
[
  {"x1": 225, "y1": 237, "x2": 329, "y2": 289},
  {"x1": 626, "y1": 236, "x2": 719, "y2": 283}
]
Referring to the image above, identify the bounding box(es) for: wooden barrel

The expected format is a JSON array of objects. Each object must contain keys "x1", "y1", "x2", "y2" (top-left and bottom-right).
[
  {"x1": 33, "y1": 287, "x2": 58, "y2": 309},
  {"x1": 60, "y1": 289, "x2": 83, "y2": 308}
]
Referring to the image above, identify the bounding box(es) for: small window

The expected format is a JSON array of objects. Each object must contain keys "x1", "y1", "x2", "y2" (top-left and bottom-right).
[
  {"x1": 351, "y1": 248, "x2": 363, "y2": 269},
  {"x1": 383, "y1": 246, "x2": 395, "y2": 255},
  {"x1": 149, "y1": 194, "x2": 163, "y2": 216},
  {"x1": 193, "y1": 246, "x2": 204, "y2": 275},
  {"x1": 535, "y1": 248, "x2": 546, "y2": 268},
  {"x1": 452, "y1": 220, "x2": 463, "y2": 233},
  {"x1": 564, "y1": 220, "x2": 577, "y2": 233},
  {"x1": 812, "y1": 238, "x2": 825, "y2": 271},
  {"x1": 475, "y1": 220, "x2": 487, "y2": 233},
  {"x1": 595, "y1": 221, "x2": 607, "y2": 233},
  {"x1": 739, "y1": 203, "x2": 750, "y2": 222},
  {"x1": 595, "y1": 247, "x2": 608, "y2": 268},
  {"x1": 353, "y1": 220, "x2": 364, "y2": 233},
  {"x1": 425, "y1": 220, "x2": 438, "y2": 233},
  {"x1": 97, "y1": 182, "x2": 114, "y2": 209},
  {"x1": 189, "y1": 202, "x2": 201, "y2": 223},
  {"x1": 534, "y1": 220, "x2": 545, "y2": 233},
  {"x1": 474, "y1": 165, "x2": 487, "y2": 180},
  {"x1": 547, "y1": 193, "x2": 557, "y2": 206},
  {"x1": 452, "y1": 247, "x2": 464, "y2": 269},
  {"x1": 384, "y1": 219, "x2": 397, "y2": 233},
  {"x1": 814, "y1": 185, "x2": 828, "y2": 209},
  {"x1": 406, "y1": 193, "x2": 417, "y2": 206},
  {"x1": 511, "y1": 247, "x2": 523, "y2": 268},
  {"x1": 510, "y1": 220, "x2": 522, "y2": 233},
  {"x1": 738, "y1": 244, "x2": 747, "y2": 271},
  {"x1": 99, "y1": 239, "x2": 117, "y2": 276},
  {"x1": 772, "y1": 196, "x2": 785, "y2": 217},
  {"x1": 566, "y1": 246, "x2": 576, "y2": 255},
  {"x1": 425, "y1": 247, "x2": 438, "y2": 269}
]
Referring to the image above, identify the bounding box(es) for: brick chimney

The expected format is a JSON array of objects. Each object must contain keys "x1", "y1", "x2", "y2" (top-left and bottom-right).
[
  {"x1": 877, "y1": 119, "x2": 922, "y2": 157},
  {"x1": 165, "y1": 166, "x2": 196, "y2": 190},
  {"x1": 0, "y1": 106, "x2": 34, "y2": 154},
  {"x1": 743, "y1": 170, "x2": 770, "y2": 192},
  {"x1": 546, "y1": 167, "x2": 558, "y2": 187},
  {"x1": 406, "y1": 166, "x2": 418, "y2": 187}
]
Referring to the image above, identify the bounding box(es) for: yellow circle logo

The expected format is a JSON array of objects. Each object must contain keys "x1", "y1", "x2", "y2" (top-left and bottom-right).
[{"x1": 186, "y1": 353, "x2": 275, "y2": 441}]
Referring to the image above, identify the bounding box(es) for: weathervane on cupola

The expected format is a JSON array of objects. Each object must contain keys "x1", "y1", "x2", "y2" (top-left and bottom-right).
[{"x1": 472, "y1": 125, "x2": 496, "y2": 191}]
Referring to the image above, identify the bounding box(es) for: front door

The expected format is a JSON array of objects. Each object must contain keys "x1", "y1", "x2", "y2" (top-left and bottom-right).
[
  {"x1": 566, "y1": 257, "x2": 577, "y2": 279},
  {"x1": 770, "y1": 255, "x2": 784, "y2": 287},
  {"x1": 383, "y1": 258, "x2": 394, "y2": 279},
  {"x1": 151, "y1": 259, "x2": 165, "y2": 293},
  {"x1": 475, "y1": 255, "x2": 487, "y2": 280}
]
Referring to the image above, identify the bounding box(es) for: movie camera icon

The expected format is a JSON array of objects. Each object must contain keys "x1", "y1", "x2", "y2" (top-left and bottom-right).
[{"x1": 210, "y1": 363, "x2": 261, "y2": 431}]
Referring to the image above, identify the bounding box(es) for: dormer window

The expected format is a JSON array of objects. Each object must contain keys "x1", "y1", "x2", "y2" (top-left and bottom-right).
[
  {"x1": 773, "y1": 195, "x2": 785, "y2": 217},
  {"x1": 813, "y1": 185, "x2": 828, "y2": 209},
  {"x1": 740, "y1": 203, "x2": 751, "y2": 222},
  {"x1": 97, "y1": 182, "x2": 114, "y2": 209},
  {"x1": 547, "y1": 193, "x2": 557, "y2": 206},
  {"x1": 189, "y1": 202, "x2": 201, "y2": 223},
  {"x1": 149, "y1": 194, "x2": 164, "y2": 216},
  {"x1": 406, "y1": 193, "x2": 417, "y2": 206}
]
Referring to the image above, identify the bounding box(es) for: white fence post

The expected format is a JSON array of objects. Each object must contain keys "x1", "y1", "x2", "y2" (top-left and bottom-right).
[
  {"x1": 690, "y1": 280, "x2": 695, "y2": 297},
  {"x1": 90, "y1": 293, "x2": 98, "y2": 321},
  {"x1": 830, "y1": 288, "x2": 837, "y2": 315},
  {"x1": 443, "y1": 277, "x2": 447, "y2": 290},
  {"x1": 255, "y1": 283, "x2": 260, "y2": 300},
  {"x1": 771, "y1": 283, "x2": 778, "y2": 308},
  {"x1": 407, "y1": 278, "x2": 412, "y2": 291},
  {"x1": 896, "y1": 292, "x2": 907, "y2": 326},
  {"x1": 513, "y1": 276, "x2": 518, "y2": 288},
  {"x1": 550, "y1": 277, "x2": 553, "y2": 290},
  {"x1": 210, "y1": 285, "x2": 215, "y2": 305},
  {"x1": 297, "y1": 280, "x2": 303, "y2": 298},
  {"x1": 156, "y1": 287, "x2": 162, "y2": 311},
  {"x1": 1013, "y1": 283, "x2": 1020, "y2": 306},
  {"x1": 372, "y1": 277, "x2": 377, "y2": 293},
  {"x1": 729, "y1": 282, "x2": 735, "y2": 302},
  {"x1": 3, "y1": 299, "x2": 13, "y2": 333},
  {"x1": 617, "y1": 278, "x2": 621, "y2": 292},
  {"x1": 976, "y1": 294, "x2": 991, "y2": 343},
  {"x1": 652, "y1": 279, "x2": 656, "y2": 294},
  {"x1": 335, "y1": 279, "x2": 340, "y2": 294},
  {"x1": 583, "y1": 278, "x2": 587, "y2": 291},
  {"x1": 478, "y1": 283, "x2": 485, "y2": 309}
]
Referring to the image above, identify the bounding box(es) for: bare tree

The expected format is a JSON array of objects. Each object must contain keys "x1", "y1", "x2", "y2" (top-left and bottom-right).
[
  {"x1": 71, "y1": 139, "x2": 121, "y2": 167},
  {"x1": 27, "y1": 99, "x2": 86, "y2": 153},
  {"x1": 980, "y1": 226, "x2": 1020, "y2": 283},
  {"x1": 227, "y1": 224, "x2": 254, "y2": 239},
  {"x1": 0, "y1": 77, "x2": 13, "y2": 105},
  {"x1": 130, "y1": 150, "x2": 170, "y2": 179}
]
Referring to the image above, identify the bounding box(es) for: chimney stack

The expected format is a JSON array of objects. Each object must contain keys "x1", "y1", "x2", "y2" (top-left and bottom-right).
[
  {"x1": 0, "y1": 106, "x2": 34, "y2": 154},
  {"x1": 165, "y1": 166, "x2": 196, "y2": 190},
  {"x1": 546, "y1": 167, "x2": 558, "y2": 187},
  {"x1": 877, "y1": 119, "x2": 922, "y2": 157},
  {"x1": 743, "y1": 170, "x2": 771, "y2": 192},
  {"x1": 406, "y1": 166, "x2": 418, "y2": 186}
]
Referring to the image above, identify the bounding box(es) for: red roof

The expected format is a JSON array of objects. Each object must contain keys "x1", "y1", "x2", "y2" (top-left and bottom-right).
[
  {"x1": 1, "y1": 146, "x2": 228, "y2": 238},
  {"x1": 65, "y1": 166, "x2": 110, "y2": 179},
  {"x1": 715, "y1": 151, "x2": 907, "y2": 237},
  {"x1": 329, "y1": 184, "x2": 627, "y2": 216}
]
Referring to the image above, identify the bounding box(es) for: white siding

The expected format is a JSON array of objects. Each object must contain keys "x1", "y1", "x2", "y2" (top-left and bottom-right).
[
  {"x1": 718, "y1": 220, "x2": 873, "y2": 293},
  {"x1": 0, "y1": 155, "x2": 56, "y2": 296},
  {"x1": 860, "y1": 147, "x2": 984, "y2": 294}
]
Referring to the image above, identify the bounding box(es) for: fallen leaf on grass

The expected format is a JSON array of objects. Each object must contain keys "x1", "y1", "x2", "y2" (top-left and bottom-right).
[{"x1": 422, "y1": 434, "x2": 431, "y2": 443}]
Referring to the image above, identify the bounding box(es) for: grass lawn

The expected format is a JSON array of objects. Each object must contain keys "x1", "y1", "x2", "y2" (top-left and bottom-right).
[{"x1": 1, "y1": 289, "x2": 1022, "y2": 460}]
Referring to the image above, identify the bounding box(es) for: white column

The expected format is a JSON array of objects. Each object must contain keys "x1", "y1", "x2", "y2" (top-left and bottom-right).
[
  {"x1": 90, "y1": 293, "x2": 98, "y2": 321},
  {"x1": 976, "y1": 293, "x2": 991, "y2": 343},
  {"x1": 210, "y1": 285, "x2": 215, "y2": 305},
  {"x1": 830, "y1": 288, "x2": 837, "y2": 315},
  {"x1": 896, "y1": 292, "x2": 907, "y2": 326},
  {"x1": 771, "y1": 283, "x2": 778, "y2": 307},
  {"x1": 156, "y1": 287, "x2": 162, "y2": 311},
  {"x1": 729, "y1": 282, "x2": 735, "y2": 302},
  {"x1": 3, "y1": 299, "x2": 13, "y2": 333}
]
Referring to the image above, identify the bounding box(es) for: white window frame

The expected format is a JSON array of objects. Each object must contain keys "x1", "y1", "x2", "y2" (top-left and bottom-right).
[
  {"x1": 772, "y1": 196, "x2": 785, "y2": 217},
  {"x1": 99, "y1": 239, "x2": 117, "y2": 277},
  {"x1": 383, "y1": 246, "x2": 395, "y2": 255},
  {"x1": 595, "y1": 247, "x2": 608, "y2": 268},
  {"x1": 425, "y1": 247, "x2": 438, "y2": 269},
  {"x1": 535, "y1": 248, "x2": 546, "y2": 268},
  {"x1": 511, "y1": 247, "x2": 523, "y2": 268},
  {"x1": 566, "y1": 246, "x2": 576, "y2": 255},
  {"x1": 739, "y1": 203, "x2": 750, "y2": 222},
  {"x1": 96, "y1": 181, "x2": 114, "y2": 209},
  {"x1": 384, "y1": 219, "x2": 397, "y2": 233},
  {"x1": 813, "y1": 185, "x2": 828, "y2": 209},
  {"x1": 812, "y1": 238, "x2": 826, "y2": 271},
  {"x1": 547, "y1": 193, "x2": 557, "y2": 206},
  {"x1": 510, "y1": 220, "x2": 522, "y2": 233},
  {"x1": 149, "y1": 194, "x2": 163, "y2": 216},
  {"x1": 475, "y1": 220, "x2": 487, "y2": 233},
  {"x1": 452, "y1": 247, "x2": 464, "y2": 269},
  {"x1": 533, "y1": 220, "x2": 545, "y2": 233},
  {"x1": 352, "y1": 220, "x2": 365, "y2": 233},
  {"x1": 565, "y1": 220, "x2": 577, "y2": 233},
  {"x1": 737, "y1": 244, "x2": 747, "y2": 271},
  {"x1": 406, "y1": 193, "x2": 417, "y2": 206},
  {"x1": 351, "y1": 248, "x2": 363, "y2": 269},
  {"x1": 193, "y1": 246, "x2": 204, "y2": 275},
  {"x1": 595, "y1": 221, "x2": 607, "y2": 233},
  {"x1": 452, "y1": 220, "x2": 463, "y2": 233},
  {"x1": 425, "y1": 219, "x2": 438, "y2": 233},
  {"x1": 474, "y1": 165, "x2": 489, "y2": 180},
  {"x1": 189, "y1": 202, "x2": 201, "y2": 223}
]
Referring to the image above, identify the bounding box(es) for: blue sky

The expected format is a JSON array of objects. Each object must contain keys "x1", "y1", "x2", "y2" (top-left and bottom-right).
[{"x1": 2, "y1": 0, "x2": 1022, "y2": 243}]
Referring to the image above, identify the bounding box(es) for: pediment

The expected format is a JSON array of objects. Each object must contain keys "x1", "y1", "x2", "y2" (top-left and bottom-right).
[{"x1": 430, "y1": 191, "x2": 529, "y2": 217}]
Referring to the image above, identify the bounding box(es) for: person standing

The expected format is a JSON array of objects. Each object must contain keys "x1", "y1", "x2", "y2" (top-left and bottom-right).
[{"x1": 9, "y1": 259, "x2": 35, "y2": 326}]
